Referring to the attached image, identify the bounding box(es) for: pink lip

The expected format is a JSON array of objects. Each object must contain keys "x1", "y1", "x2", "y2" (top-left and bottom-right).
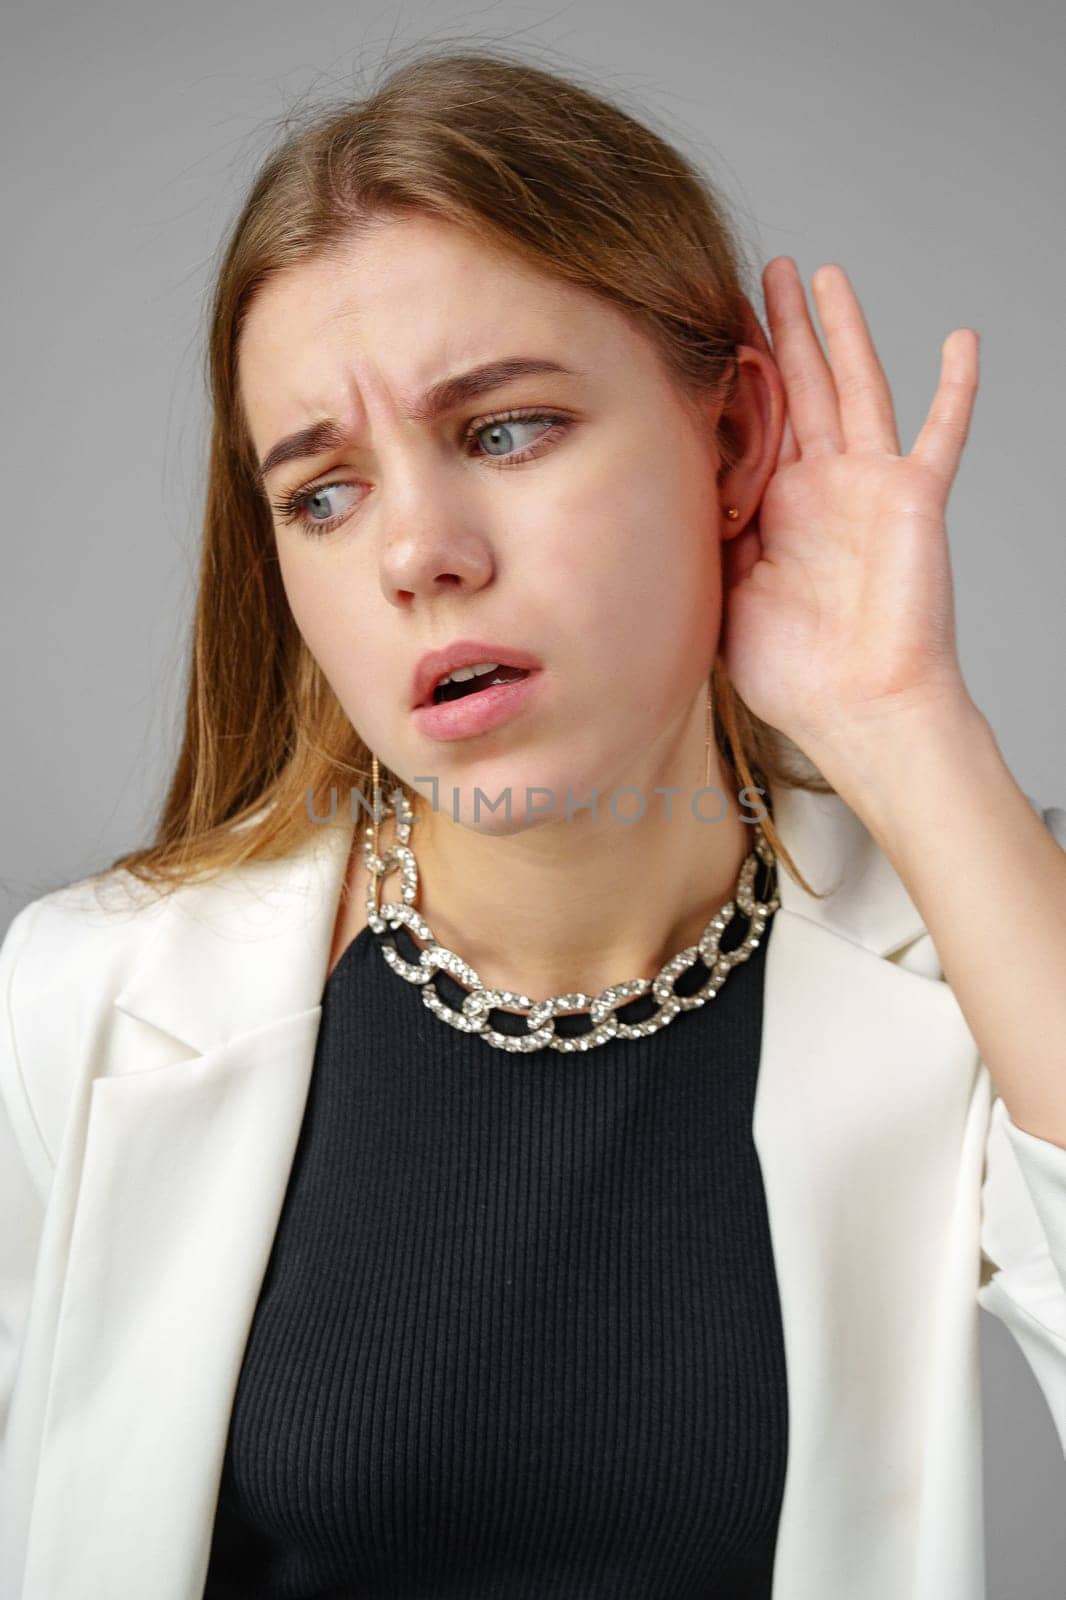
[{"x1": 412, "y1": 668, "x2": 545, "y2": 741}]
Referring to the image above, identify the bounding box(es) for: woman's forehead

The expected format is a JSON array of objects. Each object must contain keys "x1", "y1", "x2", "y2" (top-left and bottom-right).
[{"x1": 236, "y1": 229, "x2": 645, "y2": 446}]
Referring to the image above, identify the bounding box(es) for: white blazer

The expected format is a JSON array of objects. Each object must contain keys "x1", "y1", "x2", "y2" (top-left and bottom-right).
[{"x1": 1, "y1": 781, "x2": 1065, "y2": 1599}]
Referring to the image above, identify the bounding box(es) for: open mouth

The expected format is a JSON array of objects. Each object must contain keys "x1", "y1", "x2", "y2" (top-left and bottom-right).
[{"x1": 432, "y1": 665, "x2": 531, "y2": 705}]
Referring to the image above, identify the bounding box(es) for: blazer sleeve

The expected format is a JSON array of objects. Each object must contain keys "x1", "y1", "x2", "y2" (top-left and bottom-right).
[
  {"x1": 0, "y1": 898, "x2": 51, "y2": 1482},
  {"x1": 976, "y1": 796, "x2": 1066, "y2": 1454}
]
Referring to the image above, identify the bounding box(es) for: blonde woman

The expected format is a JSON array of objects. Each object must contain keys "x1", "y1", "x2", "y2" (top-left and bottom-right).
[{"x1": 2, "y1": 47, "x2": 1064, "y2": 1600}]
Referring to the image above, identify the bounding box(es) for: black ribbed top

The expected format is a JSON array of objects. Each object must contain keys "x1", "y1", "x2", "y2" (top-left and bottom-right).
[{"x1": 202, "y1": 855, "x2": 788, "y2": 1599}]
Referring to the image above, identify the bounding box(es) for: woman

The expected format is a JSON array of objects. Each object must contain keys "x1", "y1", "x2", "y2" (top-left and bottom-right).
[{"x1": 1, "y1": 46, "x2": 1064, "y2": 1600}]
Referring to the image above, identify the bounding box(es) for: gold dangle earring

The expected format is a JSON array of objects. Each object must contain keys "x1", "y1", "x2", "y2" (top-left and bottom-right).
[
  {"x1": 370, "y1": 751, "x2": 381, "y2": 861},
  {"x1": 704, "y1": 674, "x2": 715, "y2": 790}
]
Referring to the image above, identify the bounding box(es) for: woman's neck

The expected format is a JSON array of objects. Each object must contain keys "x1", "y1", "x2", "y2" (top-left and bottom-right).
[{"x1": 392, "y1": 758, "x2": 757, "y2": 1003}]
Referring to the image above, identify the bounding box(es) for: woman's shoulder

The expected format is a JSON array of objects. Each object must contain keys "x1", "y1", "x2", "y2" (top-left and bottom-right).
[
  {"x1": 769, "y1": 778, "x2": 1065, "y2": 979},
  {"x1": 0, "y1": 819, "x2": 347, "y2": 1189},
  {"x1": 0, "y1": 867, "x2": 177, "y2": 1196},
  {"x1": 0, "y1": 799, "x2": 354, "y2": 1001},
  {"x1": 1, "y1": 866, "x2": 173, "y2": 1012}
]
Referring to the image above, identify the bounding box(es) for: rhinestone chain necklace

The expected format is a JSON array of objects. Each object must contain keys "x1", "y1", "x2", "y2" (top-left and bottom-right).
[{"x1": 361, "y1": 786, "x2": 780, "y2": 1054}]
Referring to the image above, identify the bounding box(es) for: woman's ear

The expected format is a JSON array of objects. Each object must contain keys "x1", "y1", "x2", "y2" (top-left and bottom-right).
[{"x1": 716, "y1": 301, "x2": 787, "y2": 536}]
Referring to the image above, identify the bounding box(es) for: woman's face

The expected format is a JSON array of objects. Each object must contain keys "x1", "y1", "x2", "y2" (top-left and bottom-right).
[{"x1": 238, "y1": 213, "x2": 738, "y2": 833}]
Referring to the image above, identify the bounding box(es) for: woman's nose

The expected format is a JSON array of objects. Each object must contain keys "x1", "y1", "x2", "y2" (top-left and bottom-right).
[{"x1": 379, "y1": 504, "x2": 496, "y2": 607}]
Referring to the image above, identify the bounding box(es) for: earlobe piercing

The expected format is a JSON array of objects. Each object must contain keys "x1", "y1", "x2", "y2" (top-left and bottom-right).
[{"x1": 725, "y1": 506, "x2": 740, "y2": 520}]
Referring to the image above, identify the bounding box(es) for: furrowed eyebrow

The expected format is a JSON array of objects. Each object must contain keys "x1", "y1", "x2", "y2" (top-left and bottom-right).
[{"x1": 254, "y1": 356, "x2": 583, "y2": 487}]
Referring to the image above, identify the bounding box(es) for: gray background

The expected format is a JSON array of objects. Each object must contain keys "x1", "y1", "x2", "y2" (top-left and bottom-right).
[{"x1": 3, "y1": 0, "x2": 1064, "y2": 1588}]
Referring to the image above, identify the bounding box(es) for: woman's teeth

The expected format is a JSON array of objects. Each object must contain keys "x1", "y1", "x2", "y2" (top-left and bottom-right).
[
  {"x1": 440, "y1": 660, "x2": 500, "y2": 686},
  {"x1": 433, "y1": 663, "x2": 530, "y2": 703}
]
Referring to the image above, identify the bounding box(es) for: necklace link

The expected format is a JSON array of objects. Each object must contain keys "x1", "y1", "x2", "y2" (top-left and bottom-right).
[{"x1": 362, "y1": 788, "x2": 779, "y2": 1053}]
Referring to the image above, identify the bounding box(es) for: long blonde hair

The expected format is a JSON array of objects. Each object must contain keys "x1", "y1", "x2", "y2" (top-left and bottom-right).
[{"x1": 109, "y1": 44, "x2": 833, "y2": 897}]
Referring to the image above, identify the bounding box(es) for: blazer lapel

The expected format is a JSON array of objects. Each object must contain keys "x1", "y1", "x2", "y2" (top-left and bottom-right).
[
  {"x1": 19, "y1": 782, "x2": 984, "y2": 1598},
  {"x1": 19, "y1": 810, "x2": 355, "y2": 1596},
  {"x1": 755, "y1": 783, "x2": 989, "y2": 1595}
]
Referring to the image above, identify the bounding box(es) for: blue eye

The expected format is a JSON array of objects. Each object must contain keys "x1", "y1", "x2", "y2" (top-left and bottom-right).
[
  {"x1": 471, "y1": 412, "x2": 563, "y2": 458},
  {"x1": 271, "y1": 479, "x2": 360, "y2": 535},
  {"x1": 300, "y1": 480, "x2": 355, "y2": 524},
  {"x1": 300, "y1": 483, "x2": 356, "y2": 524}
]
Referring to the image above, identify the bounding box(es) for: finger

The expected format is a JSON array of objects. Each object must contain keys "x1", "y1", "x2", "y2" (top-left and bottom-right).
[
  {"x1": 909, "y1": 329, "x2": 980, "y2": 487},
  {"x1": 775, "y1": 411, "x2": 800, "y2": 472},
  {"x1": 810, "y1": 264, "x2": 902, "y2": 455},
  {"x1": 763, "y1": 257, "x2": 844, "y2": 458}
]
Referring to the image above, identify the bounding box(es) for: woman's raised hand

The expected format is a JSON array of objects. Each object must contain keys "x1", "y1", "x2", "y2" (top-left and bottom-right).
[{"x1": 719, "y1": 256, "x2": 980, "y2": 760}]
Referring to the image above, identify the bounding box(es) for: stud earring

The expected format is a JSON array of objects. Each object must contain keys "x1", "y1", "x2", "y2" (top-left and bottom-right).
[{"x1": 725, "y1": 506, "x2": 740, "y2": 520}]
